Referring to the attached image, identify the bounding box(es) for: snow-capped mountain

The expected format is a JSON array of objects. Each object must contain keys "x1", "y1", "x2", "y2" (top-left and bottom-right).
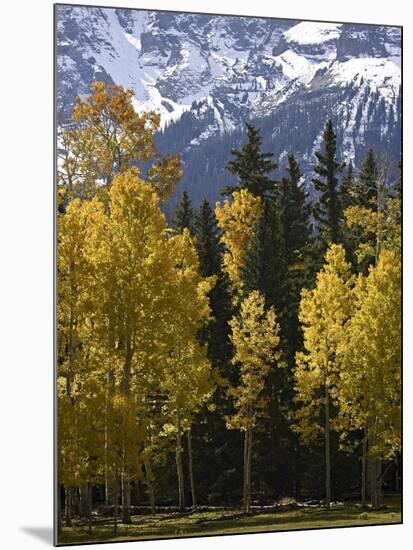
[{"x1": 56, "y1": 5, "x2": 401, "y2": 209}]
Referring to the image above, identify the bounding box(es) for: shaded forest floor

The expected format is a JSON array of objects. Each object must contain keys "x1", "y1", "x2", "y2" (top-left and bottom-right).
[{"x1": 59, "y1": 496, "x2": 401, "y2": 545}]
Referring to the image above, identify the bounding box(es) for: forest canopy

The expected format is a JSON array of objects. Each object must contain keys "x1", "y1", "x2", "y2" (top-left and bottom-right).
[{"x1": 57, "y1": 82, "x2": 401, "y2": 541}]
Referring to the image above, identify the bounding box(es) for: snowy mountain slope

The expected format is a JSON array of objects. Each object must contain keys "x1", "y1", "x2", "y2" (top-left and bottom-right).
[{"x1": 56, "y1": 6, "x2": 401, "y2": 209}]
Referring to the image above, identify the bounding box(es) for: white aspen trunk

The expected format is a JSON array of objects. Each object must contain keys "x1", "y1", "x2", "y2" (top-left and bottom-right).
[
  {"x1": 325, "y1": 387, "x2": 331, "y2": 509},
  {"x1": 175, "y1": 408, "x2": 186, "y2": 512},
  {"x1": 187, "y1": 430, "x2": 196, "y2": 508}
]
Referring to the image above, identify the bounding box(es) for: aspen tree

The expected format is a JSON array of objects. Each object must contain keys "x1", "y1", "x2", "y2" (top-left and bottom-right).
[
  {"x1": 294, "y1": 244, "x2": 354, "y2": 508},
  {"x1": 227, "y1": 290, "x2": 281, "y2": 512},
  {"x1": 58, "y1": 81, "x2": 182, "y2": 199},
  {"x1": 337, "y1": 250, "x2": 401, "y2": 508}
]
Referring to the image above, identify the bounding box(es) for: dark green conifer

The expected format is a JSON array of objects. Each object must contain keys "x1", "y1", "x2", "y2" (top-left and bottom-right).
[
  {"x1": 172, "y1": 190, "x2": 194, "y2": 234},
  {"x1": 222, "y1": 123, "x2": 277, "y2": 197},
  {"x1": 280, "y1": 153, "x2": 313, "y2": 269},
  {"x1": 340, "y1": 161, "x2": 356, "y2": 210},
  {"x1": 312, "y1": 119, "x2": 345, "y2": 245},
  {"x1": 193, "y1": 199, "x2": 221, "y2": 276},
  {"x1": 356, "y1": 148, "x2": 379, "y2": 210}
]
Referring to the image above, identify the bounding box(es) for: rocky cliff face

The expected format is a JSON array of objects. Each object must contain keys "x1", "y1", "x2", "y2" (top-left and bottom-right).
[{"x1": 56, "y1": 5, "x2": 401, "y2": 209}]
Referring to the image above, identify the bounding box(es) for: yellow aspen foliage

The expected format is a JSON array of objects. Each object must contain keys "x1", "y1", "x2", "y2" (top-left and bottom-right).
[
  {"x1": 227, "y1": 290, "x2": 281, "y2": 431},
  {"x1": 58, "y1": 81, "x2": 182, "y2": 199},
  {"x1": 344, "y1": 197, "x2": 401, "y2": 265},
  {"x1": 158, "y1": 228, "x2": 215, "y2": 430},
  {"x1": 57, "y1": 169, "x2": 216, "y2": 510},
  {"x1": 215, "y1": 189, "x2": 262, "y2": 289},
  {"x1": 337, "y1": 250, "x2": 401, "y2": 460},
  {"x1": 226, "y1": 289, "x2": 281, "y2": 513},
  {"x1": 294, "y1": 244, "x2": 354, "y2": 442},
  {"x1": 57, "y1": 197, "x2": 106, "y2": 390}
]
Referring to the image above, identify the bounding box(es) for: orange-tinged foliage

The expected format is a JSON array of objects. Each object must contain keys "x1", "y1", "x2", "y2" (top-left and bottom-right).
[{"x1": 58, "y1": 81, "x2": 182, "y2": 200}]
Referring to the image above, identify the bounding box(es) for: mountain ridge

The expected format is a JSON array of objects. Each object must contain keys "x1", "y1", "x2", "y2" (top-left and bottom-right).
[{"x1": 56, "y1": 6, "x2": 401, "y2": 211}]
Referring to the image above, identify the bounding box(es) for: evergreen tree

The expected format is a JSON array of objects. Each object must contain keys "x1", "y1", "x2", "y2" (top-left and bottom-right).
[
  {"x1": 281, "y1": 153, "x2": 313, "y2": 269},
  {"x1": 193, "y1": 199, "x2": 233, "y2": 371},
  {"x1": 222, "y1": 123, "x2": 277, "y2": 197},
  {"x1": 193, "y1": 199, "x2": 221, "y2": 276},
  {"x1": 356, "y1": 149, "x2": 379, "y2": 210},
  {"x1": 312, "y1": 120, "x2": 345, "y2": 245},
  {"x1": 172, "y1": 190, "x2": 194, "y2": 234},
  {"x1": 340, "y1": 161, "x2": 355, "y2": 210},
  {"x1": 242, "y1": 199, "x2": 286, "y2": 311}
]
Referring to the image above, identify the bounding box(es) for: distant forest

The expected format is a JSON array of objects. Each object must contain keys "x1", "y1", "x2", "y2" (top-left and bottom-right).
[{"x1": 154, "y1": 83, "x2": 401, "y2": 217}]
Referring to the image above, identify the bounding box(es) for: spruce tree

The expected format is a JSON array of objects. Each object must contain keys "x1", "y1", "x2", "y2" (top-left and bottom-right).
[
  {"x1": 340, "y1": 161, "x2": 355, "y2": 210},
  {"x1": 193, "y1": 199, "x2": 221, "y2": 277},
  {"x1": 356, "y1": 148, "x2": 379, "y2": 210},
  {"x1": 312, "y1": 119, "x2": 345, "y2": 245},
  {"x1": 191, "y1": 200, "x2": 235, "y2": 503},
  {"x1": 340, "y1": 161, "x2": 361, "y2": 270},
  {"x1": 172, "y1": 190, "x2": 194, "y2": 234},
  {"x1": 222, "y1": 123, "x2": 277, "y2": 197},
  {"x1": 242, "y1": 199, "x2": 287, "y2": 312},
  {"x1": 280, "y1": 153, "x2": 313, "y2": 269},
  {"x1": 193, "y1": 198, "x2": 233, "y2": 369}
]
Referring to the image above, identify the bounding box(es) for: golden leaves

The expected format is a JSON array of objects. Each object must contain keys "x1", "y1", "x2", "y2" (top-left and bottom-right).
[
  {"x1": 215, "y1": 189, "x2": 262, "y2": 290},
  {"x1": 227, "y1": 290, "x2": 281, "y2": 431},
  {"x1": 293, "y1": 244, "x2": 354, "y2": 442},
  {"x1": 59, "y1": 81, "x2": 181, "y2": 200}
]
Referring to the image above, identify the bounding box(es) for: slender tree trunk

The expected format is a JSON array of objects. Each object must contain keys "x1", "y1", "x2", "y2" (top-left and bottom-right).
[
  {"x1": 114, "y1": 467, "x2": 118, "y2": 535},
  {"x1": 65, "y1": 488, "x2": 72, "y2": 527},
  {"x1": 369, "y1": 457, "x2": 379, "y2": 509},
  {"x1": 121, "y1": 342, "x2": 133, "y2": 524},
  {"x1": 243, "y1": 429, "x2": 248, "y2": 512},
  {"x1": 361, "y1": 430, "x2": 367, "y2": 507},
  {"x1": 245, "y1": 426, "x2": 253, "y2": 513},
  {"x1": 187, "y1": 430, "x2": 196, "y2": 508},
  {"x1": 175, "y1": 408, "x2": 186, "y2": 512},
  {"x1": 104, "y1": 369, "x2": 114, "y2": 506},
  {"x1": 368, "y1": 417, "x2": 380, "y2": 509},
  {"x1": 144, "y1": 462, "x2": 156, "y2": 514},
  {"x1": 325, "y1": 388, "x2": 331, "y2": 509},
  {"x1": 88, "y1": 482, "x2": 93, "y2": 534}
]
